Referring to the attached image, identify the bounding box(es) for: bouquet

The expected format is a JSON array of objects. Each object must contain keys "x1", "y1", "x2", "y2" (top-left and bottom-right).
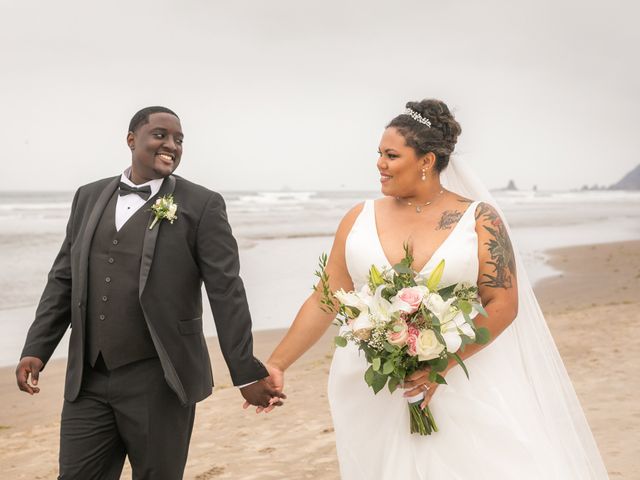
[{"x1": 315, "y1": 245, "x2": 489, "y2": 435}]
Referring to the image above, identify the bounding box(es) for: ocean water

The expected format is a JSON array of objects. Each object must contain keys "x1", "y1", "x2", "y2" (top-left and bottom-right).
[
  {"x1": 1, "y1": 189, "x2": 639, "y2": 366},
  {"x1": 1, "y1": 188, "x2": 639, "y2": 244}
]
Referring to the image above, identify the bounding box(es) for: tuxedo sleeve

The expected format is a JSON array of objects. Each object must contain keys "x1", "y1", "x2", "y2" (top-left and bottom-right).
[
  {"x1": 195, "y1": 192, "x2": 268, "y2": 385},
  {"x1": 20, "y1": 189, "x2": 79, "y2": 366}
]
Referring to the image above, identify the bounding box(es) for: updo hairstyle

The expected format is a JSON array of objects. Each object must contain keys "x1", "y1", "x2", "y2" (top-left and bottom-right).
[{"x1": 386, "y1": 99, "x2": 461, "y2": 172}]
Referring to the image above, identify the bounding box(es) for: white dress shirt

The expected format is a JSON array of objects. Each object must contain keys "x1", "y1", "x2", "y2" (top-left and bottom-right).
[{"x1": 115, "y1": 168, "x2": 164, "y2": 231}]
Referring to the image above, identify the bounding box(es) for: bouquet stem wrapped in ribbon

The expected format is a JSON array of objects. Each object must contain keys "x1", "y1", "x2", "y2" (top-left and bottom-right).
[{"x1": 315, "y1": 245, "x2": 489, "y2": 435}]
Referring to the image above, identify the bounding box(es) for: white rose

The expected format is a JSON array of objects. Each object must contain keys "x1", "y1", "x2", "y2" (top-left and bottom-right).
[
  {"x1": 166, "y1": 204, "x2": 178, "y2": 221},
  {"x1": 415, "y1": 329, "x2": 445, "y2": 361}
]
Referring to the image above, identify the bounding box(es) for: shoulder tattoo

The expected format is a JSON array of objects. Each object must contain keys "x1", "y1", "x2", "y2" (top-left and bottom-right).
[{"x1": 475, "y1": 203, "x2": 516, "y2": 289}]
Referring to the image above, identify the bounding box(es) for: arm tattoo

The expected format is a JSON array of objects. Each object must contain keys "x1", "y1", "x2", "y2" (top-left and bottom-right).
[
  {"x1": 436, "y1": 210, "x2": 463, "y2": 230},
  {"x1": 475, "y1": 203, "x2": 516, "y2": 289}
]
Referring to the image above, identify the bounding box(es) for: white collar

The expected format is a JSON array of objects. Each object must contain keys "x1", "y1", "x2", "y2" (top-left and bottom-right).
[{"x1": 120, "y1": 167, "x2": 165, "y2": 198}]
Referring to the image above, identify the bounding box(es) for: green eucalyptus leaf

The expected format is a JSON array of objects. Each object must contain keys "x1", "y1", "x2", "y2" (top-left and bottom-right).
[
  {"x1": 383, "y1": 341, "x2": 396, "y2": 353},
  {"x1": 371, "y1": 371, "x2": 388, "y2": 394},
  {"x1": 372, "y1": 357, "x2": 381, "y2": 372},
  {"x1": 475, "y1": 327, "x2": 491, "y2": 345},
  {"x1": 393, "y1": 263, "x2": 413, "y2": 275},
  {"x1": 459, "y1": 300, "x2": 472, "y2": 315},
  {"x1": 383, "y1": 360, "x2": 395, "y2": 375},
  {"x1": 334, "y1": 336, "x2": 348, "y2": 347},
  {"x1": 474, "y1": 303, "x2": 489, "y2": 317},
  {"x1": 364, "y1": 366, "x2": 375, "y2": 386},
  {"x1": 433, "y1": 356, "x2": 449, "y2": 372},
  {"x1": 438, "y1": 284, "x2": 456, "y2": 299},
  {"x1": 388, "y1": 376, "x2": 400, "y2": 394}
]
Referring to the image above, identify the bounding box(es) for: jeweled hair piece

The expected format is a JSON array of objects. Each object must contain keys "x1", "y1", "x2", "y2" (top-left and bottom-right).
[{"x1": 404, "y1": 108, "x2": 431, "y2": 128}]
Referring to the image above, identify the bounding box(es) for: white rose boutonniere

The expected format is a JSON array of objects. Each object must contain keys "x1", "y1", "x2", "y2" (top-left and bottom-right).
[{"x1": 150, "y1": 194, "x2": 178, "y2": 229}]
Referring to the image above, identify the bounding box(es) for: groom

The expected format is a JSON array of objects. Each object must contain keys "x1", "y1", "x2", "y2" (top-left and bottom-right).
[{"x1": 15, "y1": 106, "x2": 283, "y2": 479}]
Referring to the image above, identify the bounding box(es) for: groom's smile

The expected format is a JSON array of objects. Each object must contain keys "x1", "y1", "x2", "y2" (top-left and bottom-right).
[{"x1": 127, "y1": 112, "x2": 184, "y2": 184}]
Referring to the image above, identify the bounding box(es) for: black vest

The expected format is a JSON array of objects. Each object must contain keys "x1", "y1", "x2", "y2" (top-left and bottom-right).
[{"x1": 85, "y1": 192, "x2": 158, "y2": 370}]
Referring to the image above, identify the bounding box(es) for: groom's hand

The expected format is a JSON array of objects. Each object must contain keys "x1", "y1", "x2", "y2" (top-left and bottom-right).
[
  {"x1": 16, "y1": 356, "x2": 44, "y2": 395},
  {"x1": 244, "y1": 363, "x2": 286, "y2": 414},
  {"x1": 240, "y1": 378, "x2": 286, "y2": 411}
]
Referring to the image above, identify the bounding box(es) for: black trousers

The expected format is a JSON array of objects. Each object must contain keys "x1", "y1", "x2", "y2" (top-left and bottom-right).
[{"x1": 58, "y1": 356, "x2": 196, "y2": 480}]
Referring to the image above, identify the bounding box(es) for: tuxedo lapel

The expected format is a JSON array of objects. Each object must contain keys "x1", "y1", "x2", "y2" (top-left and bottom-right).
[
  {"x1": 139, "y1": 175, "x2": 176, "y2": 296},
  {"x1": 77, "y1": 177, "x2": 119, "y2": 317},
  {"x1": 137, "y1": 175, "x2": 187, "y2": 405}
]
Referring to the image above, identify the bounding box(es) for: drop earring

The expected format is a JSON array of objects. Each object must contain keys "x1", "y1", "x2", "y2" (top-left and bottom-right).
[{"x1": 421, "y1": 168, "x2": 427, "y2": 181}]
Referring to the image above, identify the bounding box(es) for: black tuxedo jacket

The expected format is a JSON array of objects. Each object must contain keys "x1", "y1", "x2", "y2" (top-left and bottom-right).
[{"x1": 21, "y1": 175, "x2": 268, "y2": 405}]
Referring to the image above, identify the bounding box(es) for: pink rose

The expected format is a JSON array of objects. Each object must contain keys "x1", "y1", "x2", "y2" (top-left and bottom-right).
[
  {"x1": 393, "y1": 286, "x2": 428, "y2": 314},
  {"x1": 406, "y1": 325, "x2": 420, "y2": 356},
  {"x1": 387, "y1": 320, "x2": 409, "y2": 346}
]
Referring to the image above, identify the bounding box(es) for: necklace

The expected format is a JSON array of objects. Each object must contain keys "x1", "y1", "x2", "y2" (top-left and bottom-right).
[{"x1": 395, "y1": 189, "x2": 444, "y2": 213}]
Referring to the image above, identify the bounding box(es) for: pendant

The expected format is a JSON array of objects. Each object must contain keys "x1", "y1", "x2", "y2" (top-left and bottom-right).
[{"x1": 416, "y1": 206, "x2": 422, "y2": 213}]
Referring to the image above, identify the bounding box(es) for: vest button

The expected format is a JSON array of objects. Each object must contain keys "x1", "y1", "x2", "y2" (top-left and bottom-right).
[
  {"x1": 105, "y1": 277, "x2": 111, "y2": 283},
  {"x1": 108, "y1": 258, "x2": 115, "y2": 264},
  {"x1": 99, "y1": 314, "x2": 106, "y2": 321},
  {"x1": 112, "y1": 239, "x2": 119, "y2": 245},
  {"x1": 102, "y1": 296, "x2": 108, "y2": 302}
]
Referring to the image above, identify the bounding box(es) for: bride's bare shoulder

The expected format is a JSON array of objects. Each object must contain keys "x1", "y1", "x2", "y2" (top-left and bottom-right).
[
  {"x1": 449, "y1": 192, "x2": 474, "y2": 204},
  {"x1": 335, "y1": 198, "x2": 381, "y2": 239},
  {"x1": 339, "y1": 202, "x2": 366, "y2": 228}
]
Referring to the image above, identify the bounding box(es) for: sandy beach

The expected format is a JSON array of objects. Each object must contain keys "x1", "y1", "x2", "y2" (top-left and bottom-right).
[{"x1": 0, "y1": 240, "x2": 638, "y2": 479}]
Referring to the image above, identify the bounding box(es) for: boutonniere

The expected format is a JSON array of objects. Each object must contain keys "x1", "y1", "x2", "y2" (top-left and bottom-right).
[{"x1": 150, "y1": 194, "x2": 178, "y2": 230}]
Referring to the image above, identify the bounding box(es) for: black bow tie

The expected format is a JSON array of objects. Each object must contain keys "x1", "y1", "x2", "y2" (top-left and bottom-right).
[{"x1": 118, "y1": 182, "x2": 152, "y2": 200}]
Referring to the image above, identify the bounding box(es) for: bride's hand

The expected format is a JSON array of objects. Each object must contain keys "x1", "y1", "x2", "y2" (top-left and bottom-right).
[{"x1": 403, "y1": 368, "x2": 442, "y2": 409}]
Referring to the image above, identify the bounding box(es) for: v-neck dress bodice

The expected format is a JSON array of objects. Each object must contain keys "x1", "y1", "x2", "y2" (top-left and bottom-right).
[{"x1": 345, "y1": 200, "x2": 479, "y2": 291}]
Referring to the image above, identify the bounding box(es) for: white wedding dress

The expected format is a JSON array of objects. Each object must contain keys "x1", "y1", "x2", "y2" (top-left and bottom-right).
[{"x1": 328, "y1": 196, "x2": 608, "y2": 479}]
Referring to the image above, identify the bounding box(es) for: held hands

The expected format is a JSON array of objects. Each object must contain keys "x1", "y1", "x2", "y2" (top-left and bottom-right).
[
  {"x1": 16, "y1": 356, "x2": 45, "y2": 395},
  {"x1": 240, "y1": 373, "x2": 286, "y2": 413},
  {"x1": 242, "y1": 363, "x2": 285, "y2": 414}
]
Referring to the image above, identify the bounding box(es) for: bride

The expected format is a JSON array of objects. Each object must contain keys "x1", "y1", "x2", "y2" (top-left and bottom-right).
[{"x1": 262, "y1": 99, "x2": 608, "y2": 479}]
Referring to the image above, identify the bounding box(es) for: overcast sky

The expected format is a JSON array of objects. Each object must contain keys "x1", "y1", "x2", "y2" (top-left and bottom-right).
[{"x1": 1, "y1": 0, "x2": 638, "y2": 192}]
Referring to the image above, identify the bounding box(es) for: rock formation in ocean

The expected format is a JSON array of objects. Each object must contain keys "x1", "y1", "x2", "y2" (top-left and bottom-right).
[{"x1": 610, "y1": 164, "x2": 640, "y2": 190}]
